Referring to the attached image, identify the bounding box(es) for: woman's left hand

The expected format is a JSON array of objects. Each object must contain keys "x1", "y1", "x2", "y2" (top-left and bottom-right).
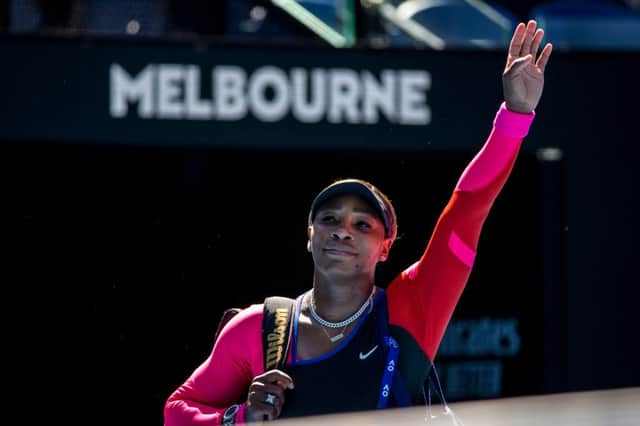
[{"x1": 502, "y1": 20, "x2": 553, "y2": 114}]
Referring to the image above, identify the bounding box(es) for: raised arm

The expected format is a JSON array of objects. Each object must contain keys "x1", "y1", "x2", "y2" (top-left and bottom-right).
[{"x1": 386, "y1": 21, "x2": 552, "y2": 362}]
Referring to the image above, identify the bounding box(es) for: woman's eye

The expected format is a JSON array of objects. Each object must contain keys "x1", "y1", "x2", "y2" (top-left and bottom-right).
[
  {"x1": 357, "y1": 221, "x2": 372, "y2": 230},
  {"x1": 320, "y1": 215, "x2": 337, "y2": 224}
]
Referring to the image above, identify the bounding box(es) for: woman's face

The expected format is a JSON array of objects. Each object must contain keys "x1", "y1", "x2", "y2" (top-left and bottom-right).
[{"x1": 308, "y1": 195, "x2": 392, "y2": 278}]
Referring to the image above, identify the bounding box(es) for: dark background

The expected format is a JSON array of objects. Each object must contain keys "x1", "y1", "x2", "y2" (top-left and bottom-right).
[
  {"x1": 4, "y1": 142, "x2": 546, "y2": 425},
  {"x1": 1, "y1": 35, "x2": 638, "y2": 425}
]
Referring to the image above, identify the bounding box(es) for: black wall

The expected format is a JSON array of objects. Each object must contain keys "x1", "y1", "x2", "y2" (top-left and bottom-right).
[
  {"x1": 2, "y1": 36, "x2": 638, "y2": 424},
  {"x1": 3, "y1": 142, "x2": 546, "y2": 424}
]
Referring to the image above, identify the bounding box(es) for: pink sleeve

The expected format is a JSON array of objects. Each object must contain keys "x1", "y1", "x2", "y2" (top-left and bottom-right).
[
  {"x1": 387, "y1": 104, "x2": 533, "y2": 362},
  {"x1": 164, "y1": 304, "x2": 265, "y2": 425},
  {"x1": 456, "y1": 102, "x2": 534, "y2": 191}
]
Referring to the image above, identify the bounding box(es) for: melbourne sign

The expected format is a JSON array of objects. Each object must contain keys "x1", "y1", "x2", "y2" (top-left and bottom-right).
[
  {"x1": 0, "y1": 37, "x2": 511, "y2": 150},
  {"x1": 110, "y1": 64, "x2": 431, "y2": 125}
]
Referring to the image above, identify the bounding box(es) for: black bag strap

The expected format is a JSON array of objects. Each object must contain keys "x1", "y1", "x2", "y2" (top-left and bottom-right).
[
  {"x1": 214, "y1": 307, "x2": 243, "y2": 342},
  {"x1": 262, "y1": 296, "x2": 296, "y2": 371}
]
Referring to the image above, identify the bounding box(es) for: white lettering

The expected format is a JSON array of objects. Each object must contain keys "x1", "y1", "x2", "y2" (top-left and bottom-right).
[
  {"x1": 362, "y1": 70, "x2": 395, "y2": 124},
  {"x1": 291, "y1": 68, "x2": 326, "y2": 123},
  {"x1": 214, "y1": 66, "x2": 247, "y2": 120},
  {"x1": 328, "y1": 69, "x2": 361, "y2": 124},
  {"x1": 157, "y1": 64, "x2": 184, "y2": 119},
  {"x1": 185, "y1": 65, "x2": 212, "y2": 120},
  {"x1": 249, "y1": 66, "x2": 290, "y2": 122},
  {"x1": 399, "y1": 70, "x2": 431, "y2": 125},
  {"x1": 110, "y1": 63, "x2": 154, "y2": 118},
  {"x1": 109, "y1": 64, "x2": 432, "y2": 126}
]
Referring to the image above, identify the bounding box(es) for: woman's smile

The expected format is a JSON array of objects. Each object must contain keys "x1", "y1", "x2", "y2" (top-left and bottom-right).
[{"x1": 323, "y1": 247, "x2": 358, "y2": 258}]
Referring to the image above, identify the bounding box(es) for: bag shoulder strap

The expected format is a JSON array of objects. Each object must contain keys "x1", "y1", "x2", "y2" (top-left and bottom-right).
[
  {"x1": 214, "y1": 307, "x2": 243, "y2": 342},
  {"x1": 262, "y1": 296, "x2": 296, "y2": 371}
]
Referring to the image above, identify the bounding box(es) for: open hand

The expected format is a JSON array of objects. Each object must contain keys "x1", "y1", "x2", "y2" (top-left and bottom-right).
[{"x1": 502, "y1": 20, "x2": 553, "y2": 114}]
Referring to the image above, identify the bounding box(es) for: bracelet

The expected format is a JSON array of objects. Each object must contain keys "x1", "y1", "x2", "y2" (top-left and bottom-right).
[{"x1": 222, "y1": 404, "x2": 240, "y2": 425}]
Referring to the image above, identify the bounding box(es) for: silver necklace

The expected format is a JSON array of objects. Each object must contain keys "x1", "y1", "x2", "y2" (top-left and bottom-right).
[
  {"x1": 307, "y1": 287, "x2": 376, "y2": 342},
  {"x1": 318, "y1": 322, "x2": 349, "y2": 343}
]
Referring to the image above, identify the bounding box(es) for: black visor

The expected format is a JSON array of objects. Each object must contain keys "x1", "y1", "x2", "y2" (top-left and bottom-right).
[{"x1": 309, "y1": 180, "x2": 393, "y2": 237}]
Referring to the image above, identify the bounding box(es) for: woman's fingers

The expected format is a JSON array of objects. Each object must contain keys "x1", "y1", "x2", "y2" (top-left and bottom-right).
[
  {"x1": 536, "y1": 43, "x2": 553, "y2": 73},
  {"x1": 260, "y1": 369, "x2": 295, "y2": 389},
  {"x1": 507, "y1": 21, "x2": 543, "y2": 71},
  {"x1": 505, "y1": 54, "x2": 533, "y2": 78},
  {"x1": 508, "y1": 22, "x2": 526, "y2": 59},
  {"x1": 507, "y1": 20, "x2": 552, "y2": 76},
  {"x1": 530, "y1": 29, "x2": 544, "y2": 58},
  {"x1": 253, "y1": 381, "x2": 287, "y2": 404},
  {"x1": 520, "y1": 20, "x2": 538, "y2": 56},
  {"x1": 246, "y1": 370, "x2": 294, "y2": 421}
]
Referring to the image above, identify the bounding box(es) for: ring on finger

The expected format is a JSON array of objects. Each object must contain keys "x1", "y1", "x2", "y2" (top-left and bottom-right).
[{"x1": 265, "y1": 393, "x2": 276, "y2": 405}]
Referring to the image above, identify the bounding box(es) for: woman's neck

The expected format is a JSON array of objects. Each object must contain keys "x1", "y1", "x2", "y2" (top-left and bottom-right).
[{"x1": 307, "y1": 277, "x2": 375, "y2": 323}]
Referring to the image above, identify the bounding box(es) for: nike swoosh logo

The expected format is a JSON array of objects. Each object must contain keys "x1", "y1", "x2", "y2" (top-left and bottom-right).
[{"x1": 359, "y1": 345, "x2": 379, "y2": 360}]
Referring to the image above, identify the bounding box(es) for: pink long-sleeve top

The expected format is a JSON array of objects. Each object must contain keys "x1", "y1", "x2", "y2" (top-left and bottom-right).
[{"x1": 164, "y1": 103, "x2": 535, "y2": 425}]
